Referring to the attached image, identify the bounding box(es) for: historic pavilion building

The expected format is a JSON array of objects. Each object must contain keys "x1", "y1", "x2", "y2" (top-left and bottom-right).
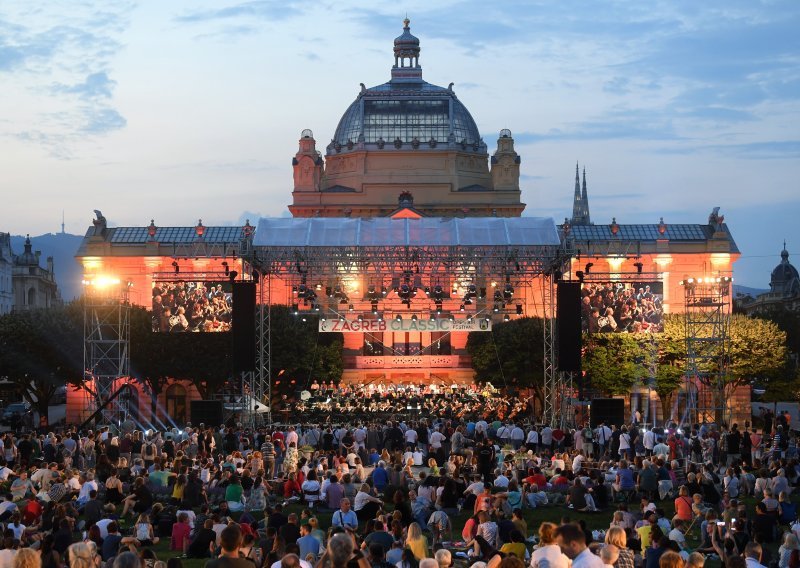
[{"x1": 73, "y1": 20, "x2": 741, "y2": 426}]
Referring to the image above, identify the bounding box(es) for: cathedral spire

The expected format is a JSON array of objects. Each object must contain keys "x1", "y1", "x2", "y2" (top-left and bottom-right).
[{"x1": 571, "y1": 162, "x2": 591, "y2": 225}]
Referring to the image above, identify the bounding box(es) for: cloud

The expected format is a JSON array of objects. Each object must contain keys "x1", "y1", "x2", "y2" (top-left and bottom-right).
[
  {"x1": 175, "y1": 1, "x2": 303, "y2": 24},
  {"x1": 0, "y1": 3, "x2": 132, "y2": 154},
  {"x1": 82, "y1": 108, "x2": 126, "y2": 134},
  {"x1": 51, "y1": 71, "x2": 116, "y2": 100}
]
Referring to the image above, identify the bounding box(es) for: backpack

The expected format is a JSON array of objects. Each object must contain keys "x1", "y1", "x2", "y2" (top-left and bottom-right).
[{"x1": 144, "y1": 442, "x2": 155, "y2": 459}]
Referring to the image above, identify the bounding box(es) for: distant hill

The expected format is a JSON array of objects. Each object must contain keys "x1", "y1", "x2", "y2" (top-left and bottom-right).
[
  {"x1": 9, "y1": 233, "x2": 84, "y2": 301},
  {"x1": 733, "y1": 284, "x2": 769, "y2": 299}
]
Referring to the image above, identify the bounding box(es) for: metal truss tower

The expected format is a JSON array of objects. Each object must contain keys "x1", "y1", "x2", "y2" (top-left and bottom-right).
[
  {"x1": 239, "y1": 270, "x2": 272, "y2": 427},
  {"x1": 83, "y1": 279, "x2": 131, "y2": 428},
  {"x1": 681, "y1": 275, "x2": 733, "y2": 425},
  {"x1": 541, "y1": 274, "x2": 573, "y2": 428}
]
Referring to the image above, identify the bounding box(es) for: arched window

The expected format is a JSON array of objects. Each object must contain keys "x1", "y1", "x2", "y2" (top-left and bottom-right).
[{"x1": 165, "y1": 383, "x2": 187, "y2": 425}]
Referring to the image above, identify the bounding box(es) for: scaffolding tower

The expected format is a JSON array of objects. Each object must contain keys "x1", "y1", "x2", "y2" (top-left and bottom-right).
[
  {"x1": 83, "y1": 278, "x2": 131, "y2": 428},
  {"x1": 681, "y1": 275, "x2": 733, "y2": 425}
]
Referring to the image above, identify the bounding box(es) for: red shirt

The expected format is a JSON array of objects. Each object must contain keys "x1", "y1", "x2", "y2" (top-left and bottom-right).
[
  {"x1": 171, "y1": 522, "x2": 191, "y2": 551},
  {"x1": 283, "y1": 479, "x2": 301, "y2": 498}
]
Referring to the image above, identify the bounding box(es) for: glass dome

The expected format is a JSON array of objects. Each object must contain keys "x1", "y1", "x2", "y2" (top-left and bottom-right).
[{"x1": 332, "y1": 82, "x2": 482, "y2": 150}]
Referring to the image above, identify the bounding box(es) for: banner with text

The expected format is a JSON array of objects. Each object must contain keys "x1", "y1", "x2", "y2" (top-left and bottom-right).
[{"x1": 319, "y1": 318, "x2": 492, "y2": 333}]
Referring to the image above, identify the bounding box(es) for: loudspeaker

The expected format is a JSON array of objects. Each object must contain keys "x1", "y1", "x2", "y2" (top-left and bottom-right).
[
  {"x1": 232, "y1": 282, "x2": 256, "y2": 373},
  {"x1": 557, "y1": 282, "x2": 582, "y2": 373},
  {"x1": 190, "y1": 400, "x2": 223, "y2": 427},
  {"x1": 590, "y1": 398, "x2": 625, "y2": 428}
]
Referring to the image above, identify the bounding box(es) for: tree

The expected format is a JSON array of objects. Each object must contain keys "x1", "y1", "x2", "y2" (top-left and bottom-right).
[
  {"x1": 0, "y1": 305, "x2": 84, "y2": 424},
  {"x1": 582, "y1": 333, "x2": 646, "y2": 396},
  {"x1": 467, "y1": 317, "x2": 545, "y2": 409}
]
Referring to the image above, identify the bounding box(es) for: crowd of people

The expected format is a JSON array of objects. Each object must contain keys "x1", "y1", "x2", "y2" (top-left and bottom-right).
[
  {"x1": 580, "y1": 283, "x2": 664, "y2": 334},
  {"x1": 151, "y1": 281, "x2": 233, "y2": 333},
  {"x1": 0, "y1": 404, "x2": 796, "y2": 568}
]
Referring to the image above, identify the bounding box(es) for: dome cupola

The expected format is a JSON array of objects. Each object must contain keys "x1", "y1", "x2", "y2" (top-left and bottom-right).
[{"x1": 770, "y1": 242, "x2": 800, "y2": 293}]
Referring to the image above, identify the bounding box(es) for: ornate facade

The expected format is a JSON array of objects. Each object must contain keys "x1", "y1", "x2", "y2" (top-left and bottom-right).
[
  {"x1": 10, "y1": 235, "x2": 60, "y2": 311},
  {"x1": 739, "y1": 244, "x2": 800, "y2": 314},
  {"x1": 289, "y1": 19, "x2": 524, "y2": 219},
  {"x1": 0, "y1": 233, "x2": 12, "y2": 315}
]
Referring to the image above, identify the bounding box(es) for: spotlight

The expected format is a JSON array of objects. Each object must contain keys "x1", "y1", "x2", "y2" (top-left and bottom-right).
[
  {"x1": 395, "y1": 314, "x2": 402, "y2": 321},
  {"x1": 411, "y1": 314, "x2": 418, "y2": 322},
  {"x1": 584, "y1": 262, "x2": 594, "y2": 274},
  {"x1": 503, "y1": 283, "x2": 513, "y2": 300},
  {"x1": 377, "y1": 313, "x2": 384, "y2": 321},
  {"x1": 358, "y1": 314, "x2": 364, "y2": 321},
  {"x1": 291, "y1": 304, "x2": 299, "y2": 315},
  {"x1": 459, "y1": 304, "x2": 465, "y2": 312},
  {"x1": 348, "y1": 304, "x2": 354, "y2": 312},
  {"x1": 326, "y1": 286, "x2": 333, "y2": 297},
  {"x1": 634, "y1": 262, "x2": 643, "y2": 274},
  {"x1": 516, "y1": 304, "x2": 523, "y2": 315},
  {"x1": 172, "y1": 261, "x2": 179, "y2": 274},
  {"x1": 479, "y1": 287, "x2": 486, "y2": 299},
  {"x1": 430, "y1": 313, "x2": 436, "y2": 321},
  {"x1": 222, "y1": 261, "x2": 229, "y2": 276},
  {"x1": 493, "y1": 304, "x2": 500, "y2": 313},
  {"x1": 503, "y1": 314, "x2": 510, "y2": 322}
]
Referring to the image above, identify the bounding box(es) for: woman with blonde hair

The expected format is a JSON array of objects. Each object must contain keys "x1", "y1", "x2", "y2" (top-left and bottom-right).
[
  {"x1": 658, "y1": 551, "x2": 683, "y2": 568},
  {"x1": 67, "y1": 542, "x2": 99, "y2": 568},
  {"x1": 13, "y1": 548, "x2": 41, "y2": 568},
  {"x1": 529, "y1": 522, "x2": 569, "y2": 568},
  {"x1": 605, "y1": 526, "x2": 635, "y2": 568},
  {"x1": 405, "y1": 522, "x2": 429, "y2": 561},
  {"x1": 778, "y1": 532, "x2": 800, "y2": 568}
]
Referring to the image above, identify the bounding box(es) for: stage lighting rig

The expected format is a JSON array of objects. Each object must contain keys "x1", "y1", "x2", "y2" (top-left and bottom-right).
[{"x1": 503, "y1": 281, "x2": 514, "y2": 301}]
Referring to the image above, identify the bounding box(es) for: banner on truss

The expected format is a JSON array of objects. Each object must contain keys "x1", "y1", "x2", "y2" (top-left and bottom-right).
[{"x1": 319, "y1": 318, "x2": 492, "y2": 333}]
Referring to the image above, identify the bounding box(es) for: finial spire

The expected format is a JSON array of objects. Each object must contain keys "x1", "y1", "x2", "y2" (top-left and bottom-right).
[
  {"x1": 571, "y1": 162, "x2": 591, "y2": 225},
  {"x1": 392, "y1": 16, "x2": 422, "y2": 83}
]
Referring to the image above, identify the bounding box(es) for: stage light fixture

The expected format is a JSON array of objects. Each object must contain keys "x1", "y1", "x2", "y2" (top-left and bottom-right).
[
  {"x1": 411, "y1": 315, "x2": 418, "y2": 322},
  {"x1": 503, "y1": 282, "x2": 513, "y2": 300},
  {"x1": 576, "y1": 270, "x2": 585, "y2": 282},
  {"x1": 634, "y1": 262, "x2": 643, "y2": 274},
  {"x1": 377, "y1": 313, "x2": 384, "y2": 322},
  {"x1": 358, "y1": 314, "x2": 364, "y2": 321},
  {"x1": 503, "y1": 314, "x2": 510, "y2": 322},
  {"x1": 326, "y1": 286, "x2": 333, "y2": 297},
  {"x1": 479, "y1": 287, "x2": 486, "y2": 299},
  {"x1": 448, "y1": 314, "x2": 455, "y2": 321},
  {"x1": 430, "y1": 313, "x2": 436, "y2": 321},
  {"x1": 395, "y1": 314, "x2": 402, "y2": 321},
  {"x1": 493, "y1": 303, "x2": 500, "y2": 312},
  {"x1": 585, "y1": 262, "x2": 594, "y2": 274},
  {"x1": 291, "y1": 304, "x2": 299, "y2": 315},
  {"x1": 222, "y1": 261, "x2": 229, "y2": 276},
  {"x1": 348, "y1": 304, "x2": 354, "y2": 312},
  {"x1": 516, "y1": 304, "x2": 523, "y2": 315},
  {"x1": 172, "y1": 261, "x2": 179, "y2": 274},
  {"x1": 459, "y1": 304, "x2": 465, "y2": 312}
]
